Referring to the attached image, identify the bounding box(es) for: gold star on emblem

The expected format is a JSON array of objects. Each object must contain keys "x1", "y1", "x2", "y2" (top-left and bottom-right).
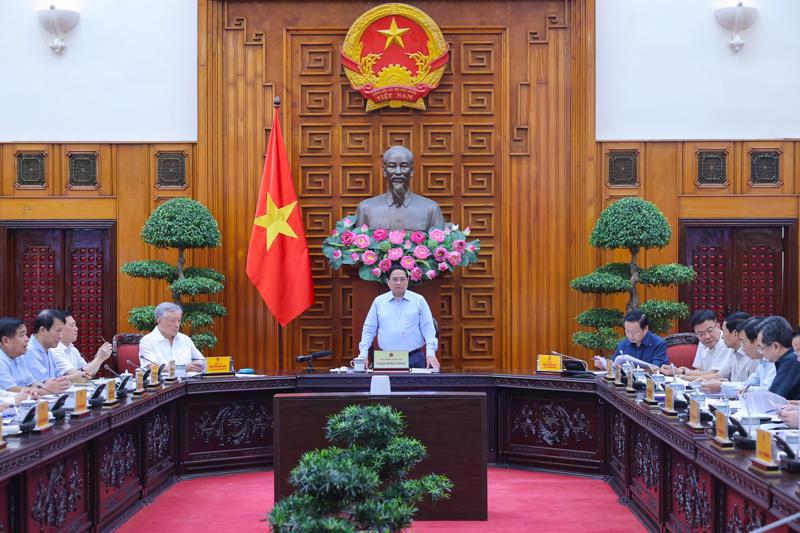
[
  {"x1": 253, "y1": 194, "x2": 298, "y2": 250},
  {"x1": 377, "y1": 17, "x2": 410, "y2": 50}
]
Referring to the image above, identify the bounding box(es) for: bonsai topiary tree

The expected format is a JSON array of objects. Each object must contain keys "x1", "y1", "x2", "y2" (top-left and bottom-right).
[
  {"x1": 269, "y1": 404, "x2": 453, "y2": 533},
  {"x1": 121, "y1": 198, "x2": 226, "y2": 351},
  {"x1": 571, "y1": 197, "x2": 696, "y2": 354}
]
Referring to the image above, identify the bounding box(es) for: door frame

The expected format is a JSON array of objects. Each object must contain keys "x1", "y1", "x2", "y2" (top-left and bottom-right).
[
  {"x1": 678, "y1": 218, "x2": 797, "y2": 327},
  {"x1": 0, "y1": 220, "x2": 117, "y2": 335}
]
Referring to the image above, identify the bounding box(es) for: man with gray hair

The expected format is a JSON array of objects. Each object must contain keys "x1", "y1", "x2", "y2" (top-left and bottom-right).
[
  {"x1": 756, "y1": 315, "x2": 800, "y2": 400},
  {"x1": 138, "y1": 302, "x2": 205, "y2": 372}
]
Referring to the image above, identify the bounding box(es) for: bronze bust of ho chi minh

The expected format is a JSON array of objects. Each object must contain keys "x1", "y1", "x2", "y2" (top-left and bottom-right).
[{"x1": 355, "y1": 145, "x2": 445, "y2": 231}]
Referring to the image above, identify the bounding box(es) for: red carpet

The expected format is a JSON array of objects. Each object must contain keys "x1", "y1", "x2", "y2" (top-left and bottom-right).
[{"x1": 117, "y1": 468, "x2": 645, "y2": 532}]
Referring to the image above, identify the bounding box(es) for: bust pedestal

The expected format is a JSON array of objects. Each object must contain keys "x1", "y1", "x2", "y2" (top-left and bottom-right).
[{"x1": 345, "y1": 266, "x2": 443, "y2": 358}]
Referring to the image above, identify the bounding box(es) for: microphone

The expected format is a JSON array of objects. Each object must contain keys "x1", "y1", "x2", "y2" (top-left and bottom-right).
[
  {"x1": 551, "y1": 351, "x2": 588, "y2": 371},
  {"x1": 139, "y1": 354, "x2": 157, "y2": 366},
  {"x1": 296, "y1": 349, "x2": 333, "y2": 362},
  {"x1": 104, "y1": 365, "x2": 120, "y2": 378}
]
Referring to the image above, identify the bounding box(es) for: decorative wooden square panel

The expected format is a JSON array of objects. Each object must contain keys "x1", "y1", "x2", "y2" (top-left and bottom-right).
[
  {"x1": 341, "y1": 164, "x2": 374, "y2": 197},
  {"x1": 302, "y1": 207, "x2": 333, "y2": 237},
  {"x1": 420, "y1": 164, "x2": 454, "y2": 197},
  {"x1": 739, "y1": 245, "x2": 777, "y2": 316},
  {"x1": 425, "y1": 83, "x2": 454, "y2": 115},
  {"x1": 70, "y1": 246, "x2": 105, "y2": 358},
  {"x1": 461, "y1": 246, "x2": 494, "y2": 278},
  {"x1": 340, "y1": 124, "x2": 373, "y2": 156},
  {"x1": 461, "y1": 286, "x2": 494, "y2": 318},
  {"x1": 690, "y1": 245, "x2": 727, "y2": 319},
  {"x1": 299, "y1": 83, "x2": 332, "y2": 116},
  {"x1": 421, "y1": 124, "x2": 454, "y2": 155},
  {"x1": 460, "y1": 41, "x2": 495, "y2": 74},
  {"x1": 462, "y1": 163, "x2": 495, "y2": 196},
  {"x1": 381, "y1": 125, "x2": 414, "y2": 153},
  {"x1": 461, "y1": 326, "x2": 495, "y2": 360},
  {"x1": 462, "y1": 205, "x2": 495, "y2": 236},
  {"x1": 341, "y1": 83, "x2": 367, "y2": 115},
  {"x1": 68, "y1": 152, "x2": 99, "y2": 189},
  {"x1": 304, "y1": 286, "x2": 333, "y2": 320},
  {"x1": 299, "y1": 165, "x2": 332, "y2": 197},
  {"x1": 300, "y1": 125, "x2": 332, "y2": 157},
  {"x1": 156, "y1": 152, "x2": 187, "y2": 188},
  {"x1": 308, "y1": 245, "x2": 332, "y2": 280},
  {"x1": 300, "y1": 327, "x2": 334, "y2": 354},
  {"x1": 16, "y1": 152, "x2": 47, "y2": 188},
  {"x1": 462, "y1": 83, "x2": 495, "y2": 115},
  {"x1": 696, "y1": 150, "x2": 727, "y2": 186},
  {"x1": 463, "y1": 124, "x2": 495, "y2": 155},
  {"x1": 608, "y1": 150, "x2": 638, "y2": 187},
  {"x1": 749, "y1": 150, "x2": 780, "y2": 186},
  {"x1": 22, "y1": 245, "x2": 57, "y2": 326},
  {"x1": 300, "y1": 43, "x2": 333, "y2": 75}
]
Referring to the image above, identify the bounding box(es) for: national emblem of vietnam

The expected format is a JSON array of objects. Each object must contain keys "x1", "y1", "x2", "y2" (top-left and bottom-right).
[{"x1": 341, "y1": 3, "x2": 449, "y2": 112}]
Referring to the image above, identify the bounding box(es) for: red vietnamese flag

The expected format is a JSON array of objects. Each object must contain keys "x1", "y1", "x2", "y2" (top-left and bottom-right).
[{"x1": 246, "y1": 101, "x2": 314, "y2": 326}]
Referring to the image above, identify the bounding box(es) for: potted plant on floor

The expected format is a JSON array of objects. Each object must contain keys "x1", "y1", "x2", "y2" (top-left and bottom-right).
[{"x1": 269, "y1": 404, "x2": 453, "y2": 532}]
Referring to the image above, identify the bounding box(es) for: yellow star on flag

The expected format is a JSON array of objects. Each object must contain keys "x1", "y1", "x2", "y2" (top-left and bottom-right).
[
  {"x1": 253, "y1": 194, "x2": 298, "y2": 250},
  {"x1": 377, "y1": 17, "x2": 410, "y2": 50}
]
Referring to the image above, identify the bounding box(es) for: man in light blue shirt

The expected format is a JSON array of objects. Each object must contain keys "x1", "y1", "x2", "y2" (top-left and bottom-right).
[
  {"x1": 734, "y1": 317, "x2": 775, "y2": 392},
  {"x1": 21, "y1": 310, "x2": 70, "y2": 392},
  {"x1": 357, "y1": 265, "x2": 439, "y2": 370},
  {"x1": 0, "y1": 317, "x2": 37, "y2": 391}
]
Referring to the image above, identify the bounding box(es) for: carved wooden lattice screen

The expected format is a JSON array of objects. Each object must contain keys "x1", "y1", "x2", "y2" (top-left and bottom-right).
[
  {"x1": 21, "y1": 244, "x2": 59, "y2": 328},
  {"x1": 288, "y1": 30, "x2": 503, "y2": 371}
]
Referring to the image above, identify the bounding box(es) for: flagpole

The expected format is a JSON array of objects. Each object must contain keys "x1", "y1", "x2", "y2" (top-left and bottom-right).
[{"x1": 272, "y1": 95, "x2": 285, "y2": 371}]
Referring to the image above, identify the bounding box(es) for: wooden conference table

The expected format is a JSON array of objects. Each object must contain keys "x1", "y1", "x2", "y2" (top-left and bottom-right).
[{"x1": 0, "y1": 370, "x2": 798, "y2": 532}]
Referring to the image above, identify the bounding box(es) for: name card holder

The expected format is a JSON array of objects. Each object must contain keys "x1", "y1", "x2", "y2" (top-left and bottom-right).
[
  {"x1": 133, "y1": 369, "x2": 146, "y2": 396},
  {"x1": 205, "y1": 356, "x2": 234, "y2": 375},
  {"x1": 147, "y1": 363, "x2": 161, "y2": 388},
  {"x1": 712, "y1": 410, "x2": 734, "y2": 450},
  {"x1": 34, "y1": 400, "x2": 52, "y2": 432},
  {"x1": 660, "y1": 386, "x2": 678, "y2": 417},
  {"x1": 625, "y1": 367, "x2": 637, "y2": 395},
  {"x1": 613, "y1": 365, "x2": 625, "y2": 388},
  {"x1": 72, "y1": 388, "x2": 90, "y2": 416},
  {"x1": 750, "y1": 428, "x2": 781, "y2": 475},
  {"x1": 103, "y1": 378, "x2": 119, "y2": 407},
  {"x1": 603, "y1": 359, "x2": 614, "y2": 381},
  {"x1": 686, "y1": 398, "x2": 705, "y2": 432},
  {"x1": 642, "y1": 378, "x2": 659, "y2": 408},
  {"x1": 536, "y1": 354, "x2": 562, "y2": 374},
  {"x1": 165, "y1": 360, "x2": 177, "y2": 382}
]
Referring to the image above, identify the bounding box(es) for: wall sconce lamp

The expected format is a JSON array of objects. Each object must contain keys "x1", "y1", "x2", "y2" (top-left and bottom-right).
[
  {"x1": 37, "y1": 4, "x2": 80, "y2": 54},
  {"x1": 714, "y1": 2, "x2": 758, "y2": 53}
]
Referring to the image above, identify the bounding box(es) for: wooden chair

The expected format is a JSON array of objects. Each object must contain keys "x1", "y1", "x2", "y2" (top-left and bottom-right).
[
  {"x1": 112, "y1": 333, "x2": 144, "y2": 374},
  {"x1": 664, "y1": 333, "x2": 698, "y2": 368}
]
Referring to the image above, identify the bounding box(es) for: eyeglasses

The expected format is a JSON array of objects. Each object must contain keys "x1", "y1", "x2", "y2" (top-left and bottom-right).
[
  {"x1": 695, "y1": 325, "x2": 717, "y2": 337},
  {"x1": 756, "y1": 343, "x2": 771, "y2": 355},
  {"x1": 389, "y1": 277, "x2": 408, "y2": 283}
]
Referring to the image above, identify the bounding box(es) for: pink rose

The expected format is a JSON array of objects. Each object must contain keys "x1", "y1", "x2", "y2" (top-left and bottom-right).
[
  {"x1": 400, "y1": 256, "x2": 416, "y2": 270},
  {"x1": 389, "y1": 230, "x2": 406, "y2": 245},
  {"x1": 413, "y1": 245, "x2": 430, "y2": 259},
  {"x1": 362, "y1": 250, "x2": 378, "y2": 265},
  {"x1": 343, "y1": 217, "x2": 355, "y2": 227},
  {"x1": 354, "y1": 234, "x2": 371, "y2": 249},
  {"x1": 410, "y1": 267, "x2": 423, "y2": 281},
  {"x1": 452, "y1": 239, "x2": 466, "y2": 252},
  {"x1": 404, "y1": 240, "x2": 412, "y2": 250},
  {"x1": 341, "y1": 231, "x2": 355, "y2": 245},
  {"x1": 333, "y1": 250, "x2": 342, "y2": 259},
  {"x1": 433, "y1": 246, "x2": 448, "y2": 262},
  {"x1": 371, "y1": 267, "x2": 381, "y2": 277},
  {"x1": 464, "y1": 226, "x2": 471, "y2": 236},
  {"x1": 350, "y1": 252, "x2": 360, "y2": 261},
  {"x1": 360, "y1": 224, "x2": 369, "y2": 233},
  {"x1": 410, "y1": 231, "x2": 426, "y2": 244},
  {"x1": 378, "y1": 258, "x2": 392, "y2": 272},
  {"x1": 467, "y1": 244, "x2": 476, "y2": 252},
  {"x1": 373, "y1": 228, "x2": 388, "y2": 241},
  {"x1": 387, "y1": 247, "x2": 404, "y2": 261},
  {"x1": 447, "y1": 251, "x2": 462, "y2": 266},
  {"x1": 438, "y1": 261, "x2": 449, "y2": 272},
  {"x1": 425, "y1": 269, "x2": 437, "y2": 280},
  {"x1": 330, "y1": 229, "x2": 339, "y2": 237},
  {"x1": 429, "y1": 228, "x2": 445, "y2": 243}
]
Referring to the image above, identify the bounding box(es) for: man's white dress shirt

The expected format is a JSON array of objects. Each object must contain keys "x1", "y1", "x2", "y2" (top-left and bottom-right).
[
  {"x1": 358, "y1": 290, "x2": 437, "y2": 360},
  {"x1": 51, "y1": 342, "x2": 87, "y2": 374},
  {"x1": 717, "y1": 346, "x2": 758, "y2": 381},
  {"x1": 138, "y1": 327, "x2": 205, "y2": 368},
  {"x1": 692, "y1": 335, "x2": 734, "y2": 373}
]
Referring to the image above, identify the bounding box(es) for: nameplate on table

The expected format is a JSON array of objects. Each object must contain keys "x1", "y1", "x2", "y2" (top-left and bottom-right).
[
  {"x1": 643, "y1": 377, "x2": 658, "y2": 406},
  {"x1": 686, "y1": 399, "x2": 704, "y2": 431},
  {"x1": 134, "y1": 369, "x2": 146, "y2": 395},
  {"x1": 73, "y1": 388, "x2": 89, "y2": 415},
  {"x1": 103, "y1": 378, "x2": 119, "y2": 407},
  {"x1": 205, "y1": 356, "x2": 233, "y2": 374},
  {"x1": 34, "y1": 400, "x2": 52, "y2": 432},
  {"x1": 149, "y1": 363, "x2": 160, "y2": 387},
  {"x1": 536, "y1": 354, "x2": 562, "y2": 373},
  {"x1": 751, "y1": 428, "x2": 780, "y2": 474},
  {"x1": 713, "y1": 410, "x2": 733, "y2": 449},
  {"x1": 373, "y1": 350, "x2": 409, "y2": 371},
  {"x1": 603, "y1": 359, "x2": 614, "y2": 380}
]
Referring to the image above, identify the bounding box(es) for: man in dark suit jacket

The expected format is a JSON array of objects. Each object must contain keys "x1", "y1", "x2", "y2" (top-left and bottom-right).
[{"x1": 756, "y1": 316, "x2": 800, "y2": 401}]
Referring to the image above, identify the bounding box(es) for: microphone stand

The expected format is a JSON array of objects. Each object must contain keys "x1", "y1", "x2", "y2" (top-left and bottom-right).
[{"x1": 303, "y1": 357, "x2": 316, "y2": 374}]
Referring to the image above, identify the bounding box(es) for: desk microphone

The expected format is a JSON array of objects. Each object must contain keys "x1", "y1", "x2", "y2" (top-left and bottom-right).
[
  {"x1": 551, "y1": 351, "x2": 588, "y2": 371},
  {"x1": 104, "y1": 365, "x2": 120, "y2": 378},
  {"x1": 139, "y1": 355, "x2": 157, "y2": 366},
  {"x1": 296, "y1": 350, "x2": 333, "y2": 362}
]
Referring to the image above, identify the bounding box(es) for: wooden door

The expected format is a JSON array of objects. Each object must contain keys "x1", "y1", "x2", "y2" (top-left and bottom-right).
[
  {"x1": 2, "y1": 225, "x2": 115, "y2": 360},
  {"x1": 680, "y1": 222, "x2": 796, "y2": 329}
]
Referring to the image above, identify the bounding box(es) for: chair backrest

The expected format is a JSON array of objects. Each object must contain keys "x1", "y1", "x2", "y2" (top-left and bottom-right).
[
  {"x1": 664, "y1": 333, "x2": 699, "y2": 368},
  {"x1": 113, "y1": 333, "x2": 144, "y2": 375}
]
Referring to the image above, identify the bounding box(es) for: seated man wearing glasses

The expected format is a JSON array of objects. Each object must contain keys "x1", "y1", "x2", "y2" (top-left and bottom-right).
[
  {"x1": 355, "y1": 264, "x2": 440, "y2": 370},
  {"x1": 756, "y1": 316, "x2": 800, "y2": 401},
  {"x1": 661, "y1": 309, "x2": 734, "y2": 379}
]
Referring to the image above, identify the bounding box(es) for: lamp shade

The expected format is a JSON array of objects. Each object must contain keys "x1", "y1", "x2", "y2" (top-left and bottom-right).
[{"x1": 37, "y1": 6, "x2": 79, "y2": 35}]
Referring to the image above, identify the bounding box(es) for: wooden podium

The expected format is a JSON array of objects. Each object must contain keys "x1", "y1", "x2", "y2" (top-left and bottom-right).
[
  {"x1": 347, "y1": 266, "x2": 443, "y2": 355},
  {"x1": 273, "y1": 392, "x2": 487, "y2": 521}
]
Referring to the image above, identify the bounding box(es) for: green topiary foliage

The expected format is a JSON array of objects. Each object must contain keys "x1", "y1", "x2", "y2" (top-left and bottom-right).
[
  {"x1": 120, "y1": 260, "x2": 178, "y2": 281},
  {"x1": 121, "y1": 198, "x2": 225, "y2": 351},
  {"x1": 571, "y1": 197, "x2": 696, "y2": 355},
  {"x1": 140, "y1": 197, "x2": 221, "y2": 249},
  {"x1": 576, "y1": 308, "x2": 624, "y2": 328},
  {"x1": 590, "y1": 196, "x2": 671, "y2": 250},
  {"x1": 269, "y1": 404, "x2": 453, "y2": 533}
]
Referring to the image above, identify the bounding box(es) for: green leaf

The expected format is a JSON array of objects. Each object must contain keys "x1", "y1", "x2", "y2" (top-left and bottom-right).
[
  {"x1": 140, "y1": 197, "x2": 221, "y2": 249},
  {"x1": 120, "y1": 260, "x2": 177, "y2": 281},
  {"x1": 184, "y1": 267, "x2": 225, "y2": 283},
  {"x1": 570, "y1": 272, "x2": 631, "y2": 293},
  {"x1": 590, "y1": 197, "x2": 672, "y2": 250},
  {"x1": 127, "y1": 306, "x2": 156, "y2": 332},
  {"x1": 572, "y1": 327, "x2": 619, "y2": 352},
  {"x1": 639, "y1": 263, "x2": 697, "y2": 286},
  {"x1": 183, "y1": 302, "x2": 227, "y2": 318},
  {"x1": 183, "y1": 311, "x2": 213, "y2": 329},
  {"x1": 190, "y1": 332, "x2": 217, "y2": 351},
  {"x1": 170, "y1": 276, "x2": 224, "y2": 296},
  {"x1": 639, "y1": 300, "x2": 690, "y2": 335},
  {"x1": 576, "y1": 308, "x2": 624, "y2": 328}
]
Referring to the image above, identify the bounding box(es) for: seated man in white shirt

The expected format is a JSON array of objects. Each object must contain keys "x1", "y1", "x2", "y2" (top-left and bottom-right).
[
  {"x1": 51, "y1": 310, "x2": 113, "y2": 381},
  {"x1": 355, "y1": 265, "x2": 440, "y2": 370},
  {"x1": 138, "y1": 302, "x2": 205, "y2": 372},
  {"x1": 0, "y1": 317, "x2": 66, "y2": 396},
  {"x1": 731, "y1": 317, "x2": 776, "y2": 393},
  {"x1": 661, "y1": 309, "x2": 734, "y2": 379},
  {"x1": 699, "y1": 312, "x2": 758, "y2": 393}
]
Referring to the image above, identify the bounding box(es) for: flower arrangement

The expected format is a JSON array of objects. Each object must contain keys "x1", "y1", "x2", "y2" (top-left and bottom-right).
[{"x1": 322, "y1": 215, "x2": 480, "y2": 283}]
